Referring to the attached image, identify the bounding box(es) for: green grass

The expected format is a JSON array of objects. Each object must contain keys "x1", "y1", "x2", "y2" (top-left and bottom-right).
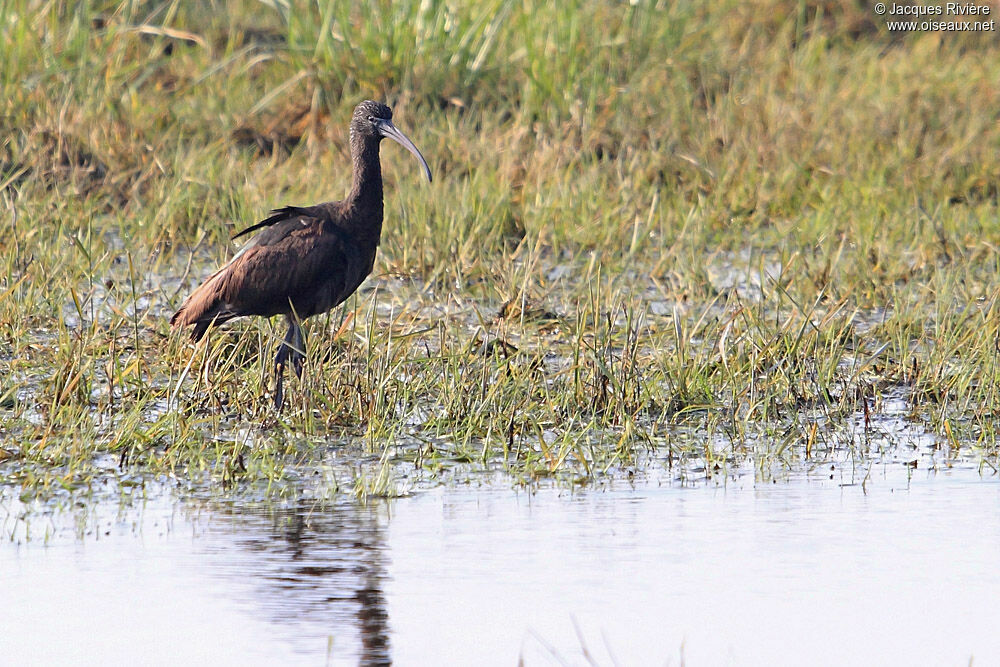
[{"x1": 2, "y1": 0, "x2": 999, "y2": 498}]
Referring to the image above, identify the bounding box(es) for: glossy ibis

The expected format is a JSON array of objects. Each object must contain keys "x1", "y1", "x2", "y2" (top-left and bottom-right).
[{"x1": 171, "y1": 100, "x2": 432, "y2": 408}]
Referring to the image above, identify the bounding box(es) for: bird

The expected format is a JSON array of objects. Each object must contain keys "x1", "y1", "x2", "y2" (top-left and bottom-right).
[{"x1": 170, "y1": 100, "x2": 432, "y2": 408}]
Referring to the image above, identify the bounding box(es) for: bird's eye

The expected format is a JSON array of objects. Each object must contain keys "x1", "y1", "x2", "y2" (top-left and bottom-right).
[{"x1": 368, "y1": 115, "x2": 376, "y2": 123}]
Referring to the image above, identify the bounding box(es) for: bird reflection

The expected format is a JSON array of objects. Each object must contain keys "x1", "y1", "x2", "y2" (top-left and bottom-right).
[{"x1": 189, "y1": 498, "x2": 391, "y2": 666}]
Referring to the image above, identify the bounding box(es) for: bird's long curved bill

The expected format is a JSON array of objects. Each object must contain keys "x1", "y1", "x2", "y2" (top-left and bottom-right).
[{"x1": 377, "y1": 120, "x2": 433, "y2": 183}]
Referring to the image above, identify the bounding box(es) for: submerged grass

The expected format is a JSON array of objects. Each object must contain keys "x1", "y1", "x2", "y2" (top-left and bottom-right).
[{"x1": 2, "y1": 0, "x2": 999, "y2": 498}]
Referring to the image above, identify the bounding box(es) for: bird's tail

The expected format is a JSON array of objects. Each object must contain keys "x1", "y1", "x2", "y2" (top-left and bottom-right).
[{"x1": 170, "y1": 271, "x2": 234, "y2": 342}]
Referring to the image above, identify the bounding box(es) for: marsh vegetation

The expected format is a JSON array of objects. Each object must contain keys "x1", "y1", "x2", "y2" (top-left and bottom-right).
[{"x1": 2, "y1": 0, "x2": 999, "y2": 499}]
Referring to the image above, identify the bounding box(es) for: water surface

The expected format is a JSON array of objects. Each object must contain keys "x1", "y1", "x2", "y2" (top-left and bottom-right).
[{"x1": 3, "y1": 466, "x2": 999, "y2": 665}]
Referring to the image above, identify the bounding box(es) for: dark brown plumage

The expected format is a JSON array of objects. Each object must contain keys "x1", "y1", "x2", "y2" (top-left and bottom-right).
[{"x1": 171, "y1": 100, "x2": 431, "y2": 407}]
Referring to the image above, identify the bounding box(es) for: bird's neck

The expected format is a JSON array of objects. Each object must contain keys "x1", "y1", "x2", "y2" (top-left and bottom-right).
[{"x1": 347, "y1": 139, "x2": 384, "y2": 237}]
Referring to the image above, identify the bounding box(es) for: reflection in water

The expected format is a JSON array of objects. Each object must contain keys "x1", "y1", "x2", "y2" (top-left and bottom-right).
[
  {"x1": 5, "y1": 467, "x2": 1000, "y2": 665},
  {"x1": 191, "y1": 499, "x2": 392, "y2": 666}
]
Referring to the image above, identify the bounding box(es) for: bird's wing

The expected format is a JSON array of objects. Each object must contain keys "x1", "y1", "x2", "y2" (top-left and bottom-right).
[
  {"x1": 173, "y1": 203, "x2": 366, "y2": 335},
  {"x1": 225, "y1": 206, "x2": 331, "y2": 268},
  {"x1": 231, "y1": 205, "x2": 320, "y2": 241},
  {"x1": 215, "y1": 212, "x2": 365, "y2": 318}
]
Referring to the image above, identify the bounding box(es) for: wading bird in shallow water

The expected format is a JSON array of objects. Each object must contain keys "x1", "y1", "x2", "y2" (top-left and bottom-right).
[{"x1": 170, "y1": 100, "x2": 432, "y2": 408}]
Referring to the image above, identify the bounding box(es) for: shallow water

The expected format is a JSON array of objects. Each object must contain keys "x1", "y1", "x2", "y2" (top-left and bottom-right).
[{"x1": 3, "y1": 466, "x2": 999, "y2": 666}]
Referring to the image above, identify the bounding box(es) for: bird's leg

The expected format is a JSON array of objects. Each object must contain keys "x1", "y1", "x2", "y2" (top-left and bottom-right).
[
  {"x1": 273, "y1": 319, "x2": 298, "y2": 409},
  {"x1": 290, "y1": 321, "x2": 306, "y2": 379}
]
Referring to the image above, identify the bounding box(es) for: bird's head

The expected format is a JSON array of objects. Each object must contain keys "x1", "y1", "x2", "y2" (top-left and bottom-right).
[{"x1": 351, "y1": 100, "x2": 432, "y2": 182}]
